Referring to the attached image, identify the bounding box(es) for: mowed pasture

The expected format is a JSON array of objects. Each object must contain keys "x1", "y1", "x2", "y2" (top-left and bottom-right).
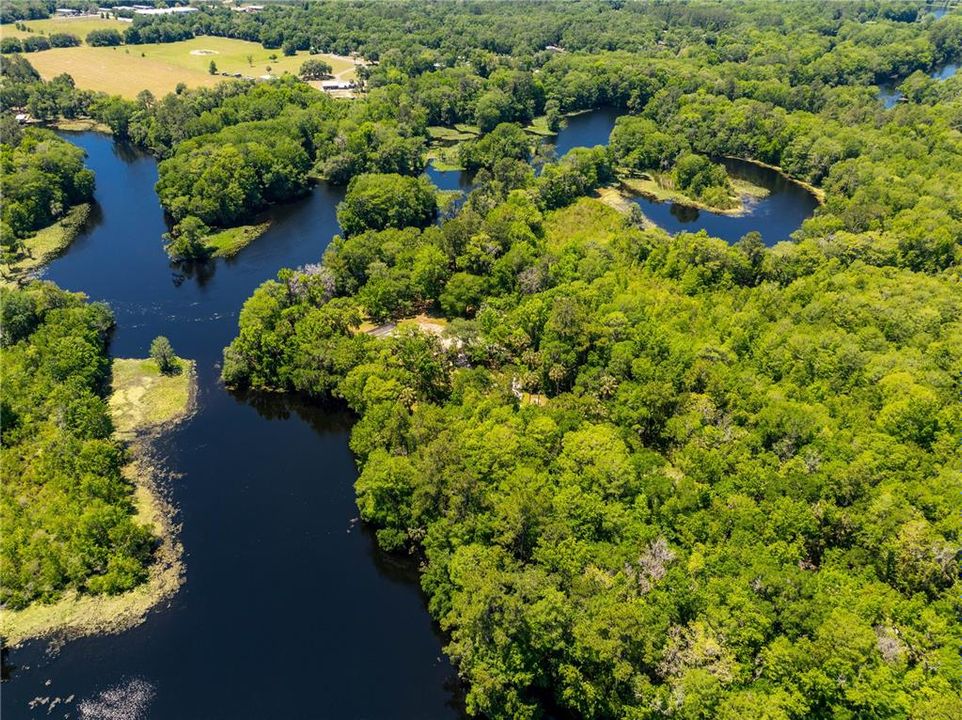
[{"x1": 0, "y1": 30, "x2": 358, "y2": 98}]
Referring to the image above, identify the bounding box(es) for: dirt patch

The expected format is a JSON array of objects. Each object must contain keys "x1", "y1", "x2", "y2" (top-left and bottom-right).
[{"x1": 189, "y1": 49, "x2": 219, "y2": 56}]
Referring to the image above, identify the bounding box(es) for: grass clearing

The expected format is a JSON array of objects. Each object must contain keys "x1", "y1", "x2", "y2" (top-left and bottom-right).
[
  {"x1": 525, "y1": 115, "x2": 557, "y2": 137},
  {"x1": 0, "y1": 203, "x2": 90, "y2": 286},
  {"x1": 109, "y1": 356, "x2": 196, "y2": 440},
  {"x1": 426, "y1": 147, "x2": 465, "y2": 171},
  {"x1": 8, "y1": 35, "x2": 356, "y2": 98},
  {"x1": 204, "y1": 221, "x2": 271, "y2": 258},
  {"x1": 428, "y1": 126, "x2": 479, "y2": 142},
  {"x1": 0, "y1": 354, "x2": 196, "y2": 647},
  {"x1": 544, "y1": 197, "x2": 627, "y2": 251},
  {"x1": 49, "y1": 117, "x2": 112, "y2": 133}
]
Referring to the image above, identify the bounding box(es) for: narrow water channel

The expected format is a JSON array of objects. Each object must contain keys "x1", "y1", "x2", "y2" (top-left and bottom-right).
[
  {"x1": 1, "y1": 132, "x2": 464, "y2": 719},
  {"x1": 426, "y1": 108, "x2": 818, "y2": 245},
  {"x1": 878, "y1": 59, "x2": 959, "y2": 108}
]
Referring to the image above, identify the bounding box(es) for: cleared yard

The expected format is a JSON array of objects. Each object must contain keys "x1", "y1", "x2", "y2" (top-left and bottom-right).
[{"x1": 0, "y1": 34, "x2": 357, "y2": 98}]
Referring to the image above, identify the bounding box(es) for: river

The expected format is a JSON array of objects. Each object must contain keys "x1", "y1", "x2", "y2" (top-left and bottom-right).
[{"x1": 1, "y1": 132, "x2": 465, "y2": 719}]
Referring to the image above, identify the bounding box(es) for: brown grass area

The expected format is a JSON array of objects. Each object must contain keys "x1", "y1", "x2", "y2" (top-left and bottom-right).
[{"x1": 15, "y1": 36, "x2": 357, "y2": 98}]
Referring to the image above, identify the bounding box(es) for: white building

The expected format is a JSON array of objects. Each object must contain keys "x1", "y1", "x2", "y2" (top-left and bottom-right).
[
  {"x1": 133, "y1": 7, "x2": 199, "y2": 15},
  {"x1": 320, "y1": 80, "x2": 356, "y2": 91}
]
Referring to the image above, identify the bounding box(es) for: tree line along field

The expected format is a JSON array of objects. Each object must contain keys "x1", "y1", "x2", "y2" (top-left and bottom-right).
[
  {"x1": 0, "y1": 23, "x2": 356, "y2": 98},
  {"x1": 0, "y1": 15, "x2": 125, "y2": 41}
]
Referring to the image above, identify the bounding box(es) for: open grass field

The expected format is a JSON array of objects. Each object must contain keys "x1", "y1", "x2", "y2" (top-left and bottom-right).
[
  {"x1": 0, "y1": 15, "x2": 127, "y2": 40},
  {"x1": 0, "y1": 33, "x2": 357, "y2": 98}
]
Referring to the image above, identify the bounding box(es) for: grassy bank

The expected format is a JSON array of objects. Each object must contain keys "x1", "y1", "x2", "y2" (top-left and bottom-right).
[
  {"x1": 426, "y1": 148, "x2": 465, "y2": 172},
  {"x1": 0, "y1": 203, "x2": 90, "y2": 286},
  {"x1": 0, "y1": 355, "x2": 196, "y2": 647},
  {"x1": 722, "y1": 155, "x2": 826, "y2": 203},
  {"x1": 204, "y1": 221, "x2": 271, "y2": 258},
  {"x1": 48, "y1": 117, "x2": 113, "y2": 133},
  {"x1": 109, "y1": 356, "x2": 196, "y2": 439}
]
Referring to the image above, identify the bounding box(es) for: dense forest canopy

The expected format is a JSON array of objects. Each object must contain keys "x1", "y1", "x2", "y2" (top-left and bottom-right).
[
  {"x1": 0, "y1": 123, "x2": 94, "y2": 259},
  {"x1": 199, "y1": 4, "x2": 961, "y2": 719},
  {"x1": 0, "y1": 283, "x2": 155, "y2": 610}
]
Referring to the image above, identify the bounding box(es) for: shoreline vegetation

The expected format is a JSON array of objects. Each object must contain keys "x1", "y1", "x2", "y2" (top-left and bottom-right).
[
  {"x1": 0, "y1": 356, "x2": 196, "y2": 648},
  {"x1": 722, "y1": 155, "x2": 827, "y2": 203},
  {"x1": 46, "y1": 118, "x2": 112, "y2": 134},
  {"x1": 0, "y1": 203, "x2": 91, "y2": 286}
]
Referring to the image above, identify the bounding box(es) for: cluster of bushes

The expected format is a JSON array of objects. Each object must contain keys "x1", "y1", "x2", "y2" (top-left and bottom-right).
[{"x1": 0, "y1": 282, "x2": 155, "y2": 609}]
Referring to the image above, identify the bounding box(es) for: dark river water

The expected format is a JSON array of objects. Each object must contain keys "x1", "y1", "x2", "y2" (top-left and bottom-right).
[
  {"x1": 2, "y1": 109, "x2": 818, "y2": 718},
  {"x1": 1, "y1": 132, "x2": 464, "y2": 719},
  {"x1": 427, "y1": 106, "x2": 818, "y2": 245},
  {"x1": 878, "y1": 60, "x2": 959, "y2": 108},
  {"x1": 631, "y1": 158, "x2": 820, "y2": 246}
]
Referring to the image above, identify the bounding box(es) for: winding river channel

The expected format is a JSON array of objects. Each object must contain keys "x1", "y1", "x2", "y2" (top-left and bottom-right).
[
  {"x1": 2, "y1": 133, "x2": 463, "y2": 719},
  {"x1": 2, "y1": 110, "x2": 818, "y2": 718}
]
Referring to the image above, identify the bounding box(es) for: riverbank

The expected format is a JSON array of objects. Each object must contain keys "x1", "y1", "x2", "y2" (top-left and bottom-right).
[
  {"x1": 722, "y1": 155, "x2": 826, "y2": 203},
  {"x1": 48, "y1": 118, "x2": 113, "y2": 134},
  {"x1": 0, "y1": 356, "x2": 196, "y2": 647},
  {"x1": 0, "y1": 203, "x2": 91, "y2": 287}
]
